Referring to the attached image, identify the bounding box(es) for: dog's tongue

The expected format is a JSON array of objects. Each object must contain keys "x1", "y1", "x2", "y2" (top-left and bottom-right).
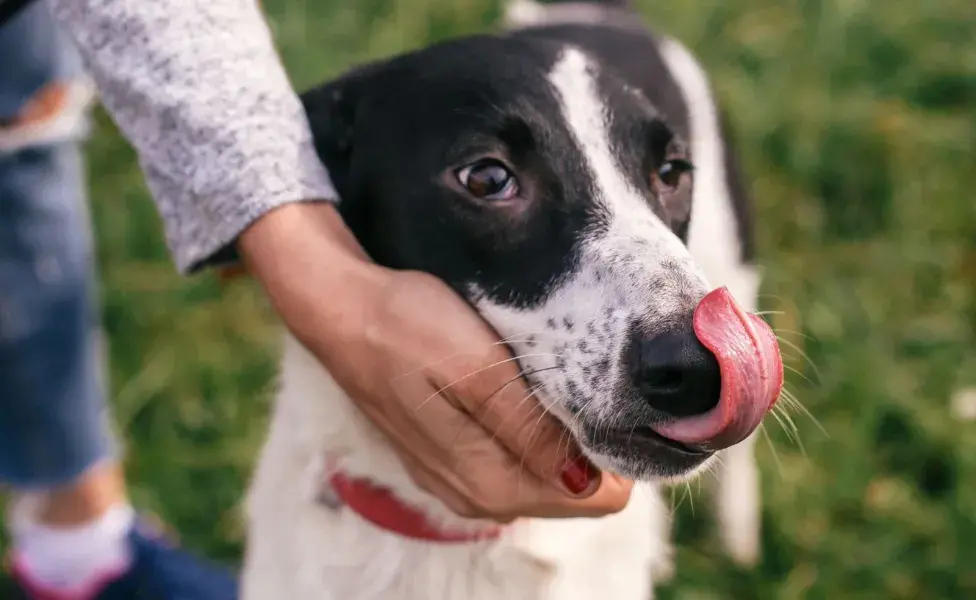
[{"x1": 653, "y1": 287, "x2": 783, "y2": 451}]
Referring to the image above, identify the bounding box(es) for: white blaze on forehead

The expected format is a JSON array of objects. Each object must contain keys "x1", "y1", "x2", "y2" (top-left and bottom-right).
[
  {"x1": 545, "y1": 47, "x2": 694, "y2": 261},
  {"x1": 659, "y1": 37, "x2": 760, "y2": 306},
  {"x1": 656, "y1": 38, "x2": 732, "y2": 255}
]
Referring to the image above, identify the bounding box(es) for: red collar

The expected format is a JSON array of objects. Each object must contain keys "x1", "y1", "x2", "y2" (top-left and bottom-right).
[{"x1": 328, "y1": 471, "x2": 504, "y2": 543}]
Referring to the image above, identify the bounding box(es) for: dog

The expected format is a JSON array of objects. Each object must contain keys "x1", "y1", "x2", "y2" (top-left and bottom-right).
[{"x1": 242, "y1": 1, "x2": 781, "y2": 598}]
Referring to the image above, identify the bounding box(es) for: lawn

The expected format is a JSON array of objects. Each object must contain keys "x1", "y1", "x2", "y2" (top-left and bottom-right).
[{"x1": 4, "y1": 0, "x2": 976, "y2": 598}]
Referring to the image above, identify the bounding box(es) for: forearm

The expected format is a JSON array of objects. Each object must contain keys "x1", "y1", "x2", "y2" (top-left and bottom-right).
[
  {"x1": 237, "y1": 202, "x2": 382, "y2": 343},
  {"x1": 47, "y1": 0, "x2": 337, "y2": 273}
]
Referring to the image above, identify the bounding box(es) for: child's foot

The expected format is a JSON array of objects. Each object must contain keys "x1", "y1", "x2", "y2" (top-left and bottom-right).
[{"x1": 8, "y1": 516, "x2": 238, "y2": 600}]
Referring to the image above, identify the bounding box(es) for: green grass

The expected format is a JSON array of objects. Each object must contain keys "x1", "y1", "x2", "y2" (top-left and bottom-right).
[{"x1": 5, "y1": 0, "x2": 976, "y2": 598}]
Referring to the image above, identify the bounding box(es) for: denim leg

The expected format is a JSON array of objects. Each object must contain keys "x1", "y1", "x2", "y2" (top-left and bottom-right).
[
  {"x1": 0, "y1": 3, "x2": 114, "y2": 489},
  {"x1": 0, "y1": 2, "x2": 85, "y2": 118},
  {"x1": 0, "y1": 142, "x2": 115, "y2": 489}
]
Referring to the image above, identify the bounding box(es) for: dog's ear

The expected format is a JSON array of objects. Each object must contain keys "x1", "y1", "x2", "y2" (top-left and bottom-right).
[
  {"x1": 301, "y1": 80, "x2": 358, "y2": 200},
  {"x1": 300, "y1": 61, "x2": 388, "y2": 200}
]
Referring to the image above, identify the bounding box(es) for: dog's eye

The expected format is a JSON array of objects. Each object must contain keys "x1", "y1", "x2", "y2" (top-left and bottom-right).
[
  {"x1": 656, "y1": 159, "x2": 693, "y2": 189},
  {"x1": 456, "y1": 160, "x2": 519, "y2": 200}
]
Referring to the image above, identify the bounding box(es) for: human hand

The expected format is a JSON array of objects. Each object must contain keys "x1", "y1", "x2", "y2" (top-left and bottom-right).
[{"x1": 237, "y1": 202, "x2": 634, "y2": 522}]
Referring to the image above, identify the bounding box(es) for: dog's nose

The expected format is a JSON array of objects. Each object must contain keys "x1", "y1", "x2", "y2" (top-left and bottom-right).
[{"x1": 626, "y1": 323, "x2": 722, "y2": 417}]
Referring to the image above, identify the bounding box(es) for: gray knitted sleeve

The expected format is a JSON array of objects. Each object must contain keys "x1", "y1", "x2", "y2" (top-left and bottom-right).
[{"x1": 47, "y1": 0, "x2": 338, "y2": 273}]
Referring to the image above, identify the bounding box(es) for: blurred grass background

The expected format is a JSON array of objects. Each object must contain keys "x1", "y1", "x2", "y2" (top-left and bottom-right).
[{"x1": 4, "y1": 0, "x2": 976, "y2": 598}]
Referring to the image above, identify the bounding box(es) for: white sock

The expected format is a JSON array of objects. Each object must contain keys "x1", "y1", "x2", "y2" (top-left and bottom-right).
[{"x1": 8, "y1": 495, "x2": 135, "y2": 591}]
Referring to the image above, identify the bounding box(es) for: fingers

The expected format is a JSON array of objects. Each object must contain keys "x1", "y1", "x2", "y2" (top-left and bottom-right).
[
  {"x1": 445, "y1": 346, "x2": 597, "y2": 499},
  {"x1": 533, "y1": 473, "x2": 634, "y2": 519},
  {"x1": 402, "y1": 435, "x2": 634, "y2": 522},
  {"x1": 460, "y1": 458, "x2": 635, "y2": 521},
  {"x1": 427, "y1": 449, "x2": 634, "y2": 521},
  {"x1": 356, "y1": 395, "x2": 520, "y2": 522},
  {"x1": 364, "y1": 380, "x2": 634, "y2": 522},
  {"x1": 397, "y1": 452, "x2": 516, "y2": 525}
]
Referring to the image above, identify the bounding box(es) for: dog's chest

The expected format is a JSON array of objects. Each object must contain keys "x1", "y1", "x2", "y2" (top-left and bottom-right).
[
  {"x1": 243, "y1": 336, "x2": 664, "y2": 600},
  {"x1": 247, "y1": 486, "x2": 660, "y2": 600},
  {"x1": 511, "y1": 486, "x2": 665, "y2": 600}
]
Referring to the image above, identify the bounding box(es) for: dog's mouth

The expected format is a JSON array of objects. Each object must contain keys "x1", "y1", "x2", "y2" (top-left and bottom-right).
[
  {"x1": 600, "y1": 426, "x2": 709, "y2": 456},
  {"x1": 650, "y1": 287, "x2": 784, "y2": 452}
]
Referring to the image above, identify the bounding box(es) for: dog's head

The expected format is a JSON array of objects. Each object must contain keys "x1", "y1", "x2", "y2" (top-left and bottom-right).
[{"x1": 303, "y1": 35, "x2": 782, "y2": 480}]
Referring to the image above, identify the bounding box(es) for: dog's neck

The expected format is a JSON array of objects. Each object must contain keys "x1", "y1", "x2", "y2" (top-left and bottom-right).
[
  {"x1": 243, "y1": 333, "x2": 665, "y2": 599},
  {"x1": 322, "y1": 461, "x2": 505, "y2": 543},
  {"x1": 266, "y1": 334, "x2": 507, "y2": 541}
]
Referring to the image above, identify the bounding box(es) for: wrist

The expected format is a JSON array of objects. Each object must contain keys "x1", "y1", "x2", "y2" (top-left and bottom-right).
[
  {"x1": 237, "y1": 201, "x2": 364, "y2": 264},
  {"x1": 237, "y1": 202, "x2": 387, "y2": 344}
]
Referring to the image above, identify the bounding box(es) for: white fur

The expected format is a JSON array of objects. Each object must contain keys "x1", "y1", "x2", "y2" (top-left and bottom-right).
[
  {"x1": 506, "y1": 0, "x2": 768, "y2": 570},
  {"x1": 242, "y1": 9, "x2": 766, "y2": 600},
  {"x1": 243, "y1": 334, "x2": 664, "y2": 600},
  {"x1": 473, "y1": 47, "x2": 713, "y2": 480},
  {"x1": 659, "y1": 36, "x2": 764, "y2": 567},
  {"x1": 243, "y1": 48, "x2": 693, "y2": 600}
]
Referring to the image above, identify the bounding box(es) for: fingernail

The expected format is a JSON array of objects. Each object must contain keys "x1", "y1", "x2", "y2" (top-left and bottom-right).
[{"x1": 560, "y1": 455, "x2": 596, "y2": 495}]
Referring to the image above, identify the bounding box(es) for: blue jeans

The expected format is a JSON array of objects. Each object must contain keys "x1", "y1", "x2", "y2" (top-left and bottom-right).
[{"x1": 0, "y1": 2, "x2": 114, "y2": 488}]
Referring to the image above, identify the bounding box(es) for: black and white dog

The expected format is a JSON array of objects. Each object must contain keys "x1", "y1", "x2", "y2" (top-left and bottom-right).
[{"x1": 243, "y1": 1, "x2": 782, "y2": 598}]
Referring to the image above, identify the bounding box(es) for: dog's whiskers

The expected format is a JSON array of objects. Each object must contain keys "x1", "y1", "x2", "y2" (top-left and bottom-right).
[
  {"x1": 767, "y1": 406, "x2": 801, "y2": 447},
  {"x1": 670, "y1": 482, "x2": 694, "y2": 514},
  {"x1": 772, "y1": 327, "x2": 814, "y2": 342},
  {"x1": 446, "y1": 364, "x2": 559, "y2": 452},
  {"x1": 391, "y1": 329, "x2": 565, "y2": 381},
  {"x1": 445, "y1": 378, "x2": 547, "y2": 445},
  {"x1": 777, "y1": 387, "x2": 827, "y2": 436},
  {"x1": 782, "y1": 362, "x2": 816, "y2": 387},
  {"x1": 775, "y1": 336, "x2": 822, "y2": 383},
  {"x1": 412, "y1": 353, "x2": 562, "y2": 413},
  {"x1": 704, "y1": 453, "x2": 725, "y2": 477},
  {"x1": 759, "y1": 423, "x2": 784, "y2": 478},
  {"x1": 514, "y1": 392, "x2": 572, "y2": 491},
  {"x1": 771, "y1": 405, "x2": 811, "y2": 463},
  {"x1": 510, "y1": 383, "x2": 550, "y2": 498}
]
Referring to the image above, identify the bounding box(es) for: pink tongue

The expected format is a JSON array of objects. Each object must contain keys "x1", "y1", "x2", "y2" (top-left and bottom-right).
[{"x1": 652, "y1": 287, "x2": 784, "y2": 451}]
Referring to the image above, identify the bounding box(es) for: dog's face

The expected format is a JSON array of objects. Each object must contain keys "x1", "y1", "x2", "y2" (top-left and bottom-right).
[{"x1": 304, "y1": 35, "x2": 782, "y2": 480}]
